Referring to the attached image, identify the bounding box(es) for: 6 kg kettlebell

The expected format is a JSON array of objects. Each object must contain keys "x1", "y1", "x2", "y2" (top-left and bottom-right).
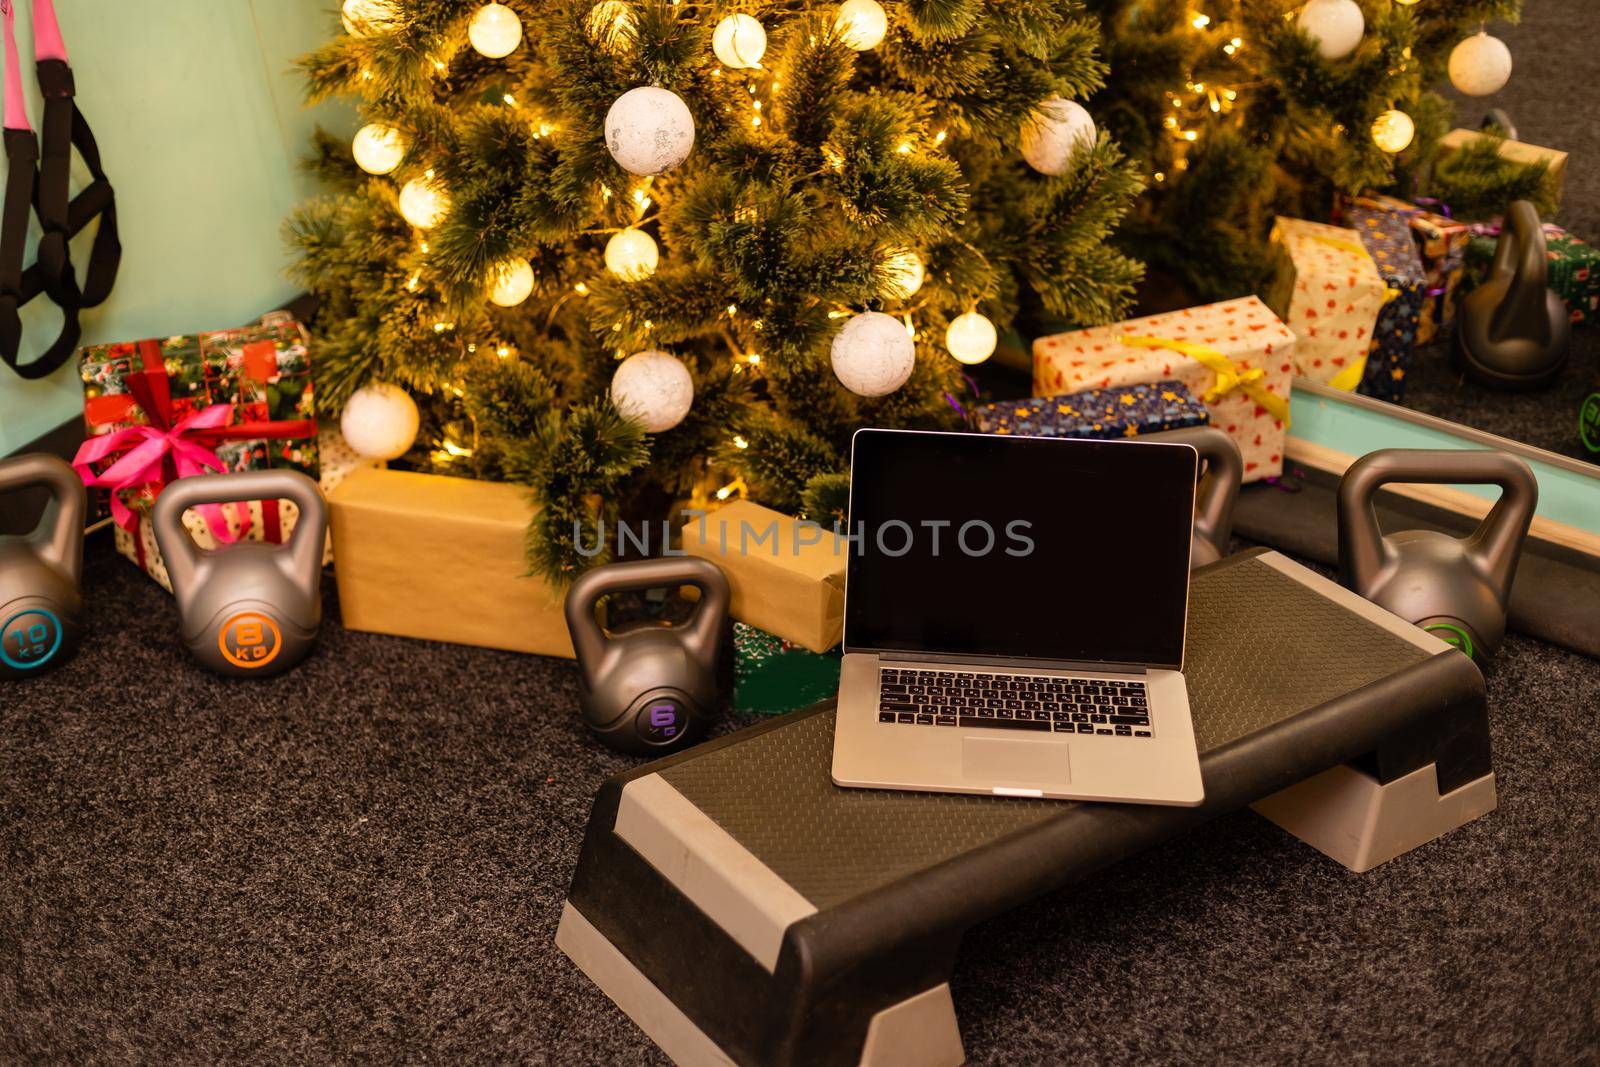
[
  {"x1": 565, "y1": 556, "x2": 730, "y2": 756},
  {"x1": 1338, "y1": 449, "x2": 1537, "y2": 661},
  {"x1": 1147, "y1": 426, "x2": 1242, "y2": 568},
  {"x1": 0, "y1": 454, "x2": 85, "y2": 678},
  {"x1": 153, "y1": 469, "x2": 327, "y2": 678}
]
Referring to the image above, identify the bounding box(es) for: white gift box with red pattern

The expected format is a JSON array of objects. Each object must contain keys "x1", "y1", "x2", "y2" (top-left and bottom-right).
[
  {"x1": 1265, "y1": 216, "x2": 1388, "y2": 390},
  {"x1": 1032, "y1": 296, "x2": 1295, "y2": 483}
]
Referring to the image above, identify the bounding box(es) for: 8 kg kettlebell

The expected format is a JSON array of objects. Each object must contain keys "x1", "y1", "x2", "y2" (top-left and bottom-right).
[
  {"x1": 1147, "y1": 426, "x2": 1242, "y2": 568},
  {"x1": 0, "y1": 454, "x2": 85, "y2": 678},
  {"x1": 1338, "y1": 449, "x2": 1537, "y2": 661},
  {"x1": 565, "y1": 556, "x2": 730, "y2": 756},
  {"x1": 1455, "y1": 200, "x2": 1571, "y2": 391},
  {"x1": 153, "y1": 469, "x2": 327, "y2": 678}
]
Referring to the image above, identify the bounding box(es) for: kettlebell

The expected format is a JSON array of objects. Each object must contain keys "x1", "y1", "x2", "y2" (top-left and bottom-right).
[
  {"x1": 1482, "y1": 107, "x2": 1518, "y2": 141},
  {"x1": 565, "y1": 556, "x2": 730, "y2": 756},
  {"x1": 1455, "y1": 200, "x2": 1571, "y2": 391},
  {"x1": 1147, "y1": 426, "x2": 1242, "y2": 568},
  {"x1": 0, "y1": 453, "x2": 85, "y2": 678},
  {"x1": 152, "y1": 469, "x2": 327, "y2": 678},
  {"x1": 1338, "y1": 449, "x2": 1537, "y2": 661}
]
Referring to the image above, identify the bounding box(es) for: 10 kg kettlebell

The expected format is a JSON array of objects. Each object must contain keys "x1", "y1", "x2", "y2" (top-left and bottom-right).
[
  {"x1": 565, "y1": 556, "x2": 730, "y2": 755},
  {"x1": 153, "y1": 469, "x2": 327, "y2": 678},
  {"x1": 1148, "y1": 426, "x2": 1242, "y2": 568},
  {"x1": 1338, "y1": 449, "x2": 1537, "y2": 661},
  {"x1": 0, "y1": 454, "x2": 85, "y2": 678}
]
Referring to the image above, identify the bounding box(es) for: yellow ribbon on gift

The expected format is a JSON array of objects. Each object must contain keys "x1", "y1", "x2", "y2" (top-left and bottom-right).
[
  {"x1": 1118, "y1": 335, "x2": 1291, "y2": 426},
  {"x1": 1305, "y1": 232, "x2": 1372, "y2": 260}
]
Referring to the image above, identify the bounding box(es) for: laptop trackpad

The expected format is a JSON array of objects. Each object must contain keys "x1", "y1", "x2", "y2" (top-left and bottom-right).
[{"x1": 962, "y1": 736, "x2": 1069, "y2": 785}]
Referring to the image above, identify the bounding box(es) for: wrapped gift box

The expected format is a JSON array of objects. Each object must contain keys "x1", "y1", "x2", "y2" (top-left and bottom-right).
[
  {"x1": 1344, "y1": 204, "x2": 1428, "y2": 401},
  {"x1": 76, "y1": 315, "x2": 326, "y2": 590},
  {"x1": 1033, "y1": 296, "x2": 1294, "y2": 482},
  {"x1": 733, "y1": 622, "x2": 841, "y2": 716},
  {"x1": 1339, "y1": 193, "x2": 1472, "y2": 343},
  {"x1": 973, "y1": 380, "x2": 1208, "y2": 440},
  {"x1": 680, "y1": 499, "x2": 845, "y2": 654},
  {"x1": 1463, "y1": 224, "x2": 1599, "y2": 329},
  {"x1": 1265, "y1": 217, "x2": 1387, "y2": 390},
  {"x1": 328, "y1": 467, "x2": 573, "y2": 657},
  {"x1": 1435, "y1": 128, "x2": 1568, "y2": 212}
]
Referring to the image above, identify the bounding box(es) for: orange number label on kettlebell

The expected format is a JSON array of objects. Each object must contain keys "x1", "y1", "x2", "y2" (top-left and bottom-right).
[{"x1": 218, "y1": 612, "x2": 283, "y2": 670}]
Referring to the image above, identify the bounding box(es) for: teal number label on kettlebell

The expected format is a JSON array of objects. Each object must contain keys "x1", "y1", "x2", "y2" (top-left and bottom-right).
[
  {"x1": 0, "y1": 454, "x2": 86, "y2": 680},
  {"x1": 1580, "y1": 393, "x2": 1600, "y2": 455}
]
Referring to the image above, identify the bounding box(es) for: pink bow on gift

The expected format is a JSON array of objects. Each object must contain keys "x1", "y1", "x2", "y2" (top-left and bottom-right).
[{"x1": 73, "y1": 402, "x2": 250, "y2": 543}]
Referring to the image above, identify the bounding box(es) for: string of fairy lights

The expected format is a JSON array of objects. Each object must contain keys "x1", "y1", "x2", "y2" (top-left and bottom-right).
[{"x1": 331, "y1": 0, "x2": 1514, "y2": 465}]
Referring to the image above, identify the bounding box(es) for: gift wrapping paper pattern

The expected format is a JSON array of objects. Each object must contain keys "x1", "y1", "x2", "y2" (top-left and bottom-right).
[
  {"x1": 1464, "y1": 227, "x2": 1599, "y2": 328},
  {"x1": 1345, "y1": 205, "x2": 1427, "y2": 402},
  {"x1": 974, "y1": 380, "x2": 1209, "y2": 440},
  {"x1": 732, "y1": 622, "x2": 842, "y2": 716},
  {"x1": 1033, "y1": 296, "x2": 1294, "y2": 482},
  {"x1": 1267, "y1": 217, "x2": 1387, "y2": 390},
  {"x1": 1341, "y1": 193, "x2": 1471, "y2": 344}
]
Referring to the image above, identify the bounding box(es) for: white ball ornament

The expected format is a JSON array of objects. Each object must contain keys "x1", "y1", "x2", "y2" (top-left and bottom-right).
[
  {"x1": 605, "y1": 86, "x2": 696, "y2": 176},
  {"x1": 946, "y1": 311, "x2": 997, "y2": 366},
  {"x1": 398, "y1": 176, "x2": 449, "y2": 229},
  {"x1": 712, "y1": 14, "x2": 767, "y2": 69},
  {"x1": 489, "y1": 259, "x2": 535, "y2": 307},
  {"x1": 1371, "y1": 108, "x2": 1416, "y2": 154},
  {"x1": 1298, "y1": 0, "x2": 1364, "y2": 61},
  {"x1": 611, "y1": 350, "x2": 695, "y2": 432},
  {"x1": 341, "y1": 383, "x2": 420, "y2": 461},
  {"x1": 352, "y1": 123, "x2": 406, "y2": 175},
  {"x1": 605, "y1": 228, "x2": 660, "y2": 281},
  {"x1": 836, "y1": 0, "x2": 888, "y2": 51},
  {"x1": 342, "y1": 0, "x2": 397, "y2": 37},
  {"x1": 1020, "y1": 97, "x2": 1097, "y2": 176},
  {"x1": 882, "y1": 249, "x2": 925, "y2": 300},
  {"x1": 830, "y1": 311, "x2": 915, "y2": 397},
  {"x1": 1449, "y1": 32, "x2": 1513, "y2": 97},
  {"x1": 468, "y1": 3, "x2": 523, "y2": 59}
]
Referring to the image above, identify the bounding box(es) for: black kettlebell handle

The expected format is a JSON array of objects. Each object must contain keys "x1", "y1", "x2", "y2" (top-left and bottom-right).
[
  {"x1": 565, "y1": 556, "x2": 730, "y2": 673},
  {"x1": 1485, "y1": 200, "x2": 1553, "y2": 347},
  {"x1": 1338, "y1": 449, "x2": 1538, "y2": 602},
  {"x1": 1146, "y1": 427, "x2": 1241, "y2": 560},
  {"x1": 1482, "y1": 108, "x2": 1517, "y2": 142},
  {"x1": 0, "y1": 452, "x2": 85, "y2": 584},
  {"x1": 152, "y1": 469, "x2": 327, "y2": 594}
]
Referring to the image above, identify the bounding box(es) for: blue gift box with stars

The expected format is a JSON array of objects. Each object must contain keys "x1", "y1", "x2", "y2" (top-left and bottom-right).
[
  {"x1": 1345, "y1": 203, "x2": 1428, "y2": 403},
  {"x1": 973, "y1": 380, "x2": 1209, "y2": 440}
]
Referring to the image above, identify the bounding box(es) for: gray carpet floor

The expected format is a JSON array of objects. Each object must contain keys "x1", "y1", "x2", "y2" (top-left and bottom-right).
[{"x1": 6, "y1": 2, "x2": 1600, "y2": 1063}]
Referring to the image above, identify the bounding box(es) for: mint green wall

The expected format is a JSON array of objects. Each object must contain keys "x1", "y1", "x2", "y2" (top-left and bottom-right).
[{"x1": 0, "y1": 0, "x2": 351, "y2": 454}]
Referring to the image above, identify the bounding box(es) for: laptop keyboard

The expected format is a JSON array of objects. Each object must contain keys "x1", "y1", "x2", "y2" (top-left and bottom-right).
[{"x1": 876, "y1": 668, "x2": 1153, "y2": 738}]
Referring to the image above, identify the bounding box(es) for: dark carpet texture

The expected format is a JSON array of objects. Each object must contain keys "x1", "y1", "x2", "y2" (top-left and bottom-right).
[{"x1": 6, "y1": 3, "x2": 1600, "y2": 1063}]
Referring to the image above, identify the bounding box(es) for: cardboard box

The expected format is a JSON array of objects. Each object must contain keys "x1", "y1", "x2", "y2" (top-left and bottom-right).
[
  {"x1": 1033, "y1": 296, "x2": 1294, "y2": 482},
  {"x1": 329, "y1": 467, "x2": 573, "y2": 657},
  {"x1": 680, "y1": 500, "x2": 845, "y2": 654},
  {"x1": 1266, "y1": 217, "x2": 1388, "y2": 390},
  {"x1": 1436, "y1": 127, "x2": 1568, "y2": 209}
]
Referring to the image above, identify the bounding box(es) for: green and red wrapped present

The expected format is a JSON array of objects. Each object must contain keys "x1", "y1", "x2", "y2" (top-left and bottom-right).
[
  {"x1": 1462, "y1": 223, "x2": 1599, "y2": 329},
  {"x1": 733, "y1": 622, "x2": 841, "y2": 717},
  {"x1": 73, "y1": 314, "x2": 321, "y2": 588},
  {"x1": 973, "y1": 380, "x2": 1209, "y2": 439}
]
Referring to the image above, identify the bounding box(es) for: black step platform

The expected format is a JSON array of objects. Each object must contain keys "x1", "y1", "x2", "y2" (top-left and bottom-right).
[{"x1": 558, "y1": 550, "x2": 1493, "y2": 1066}]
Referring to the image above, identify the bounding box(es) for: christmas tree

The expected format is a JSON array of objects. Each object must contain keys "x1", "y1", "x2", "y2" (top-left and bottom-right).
[
  {"x1": 288, "y1": 0, "x2": 1144, "y2": 581},
  {"x1": 1089, "y1": 0, "x2": 1537, "y2": 302}
]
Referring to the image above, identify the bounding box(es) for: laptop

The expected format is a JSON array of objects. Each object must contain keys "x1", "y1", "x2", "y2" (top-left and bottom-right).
[{"x1": 831, "y1": 428, "x2": 1205, "y2": 806}]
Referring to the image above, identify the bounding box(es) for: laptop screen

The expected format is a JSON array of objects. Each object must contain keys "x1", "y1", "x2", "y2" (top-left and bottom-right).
[{"x1": 844, "y1": 429, "x2": 1196, "y2": 669}]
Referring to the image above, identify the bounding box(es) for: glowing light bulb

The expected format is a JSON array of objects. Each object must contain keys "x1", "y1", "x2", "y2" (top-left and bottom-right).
[
  {"x1": 946, "y1": 311, "x2": 997, "y2": 365},
  {"x1": 836, "y1": 0, "x2": 888, "y2": 50},
  {"x1": 605, "y1": 228, "x2": 659, "y2": 281},
  {"x1": 342, "y1": 0, "x2": 396, "y2": 36},
  {"x1": 1371, "y1": 108, "x2": 1415, "y2": 153},
  {"x1": 398, "y1": 177, "x2": 449, "y2": 229},
  {"x1": 488, "y1": 259, "x2": 535, "y2": 306},
  {"x1": 712, "y1": 13, "x2": 767, "y2": 68},
  {"x1": 882, "y1": 249, "x2": 925, "y2": 299},
  {"x1": 352, "y1": 123, "x2": 406, "y2": 175},
  {"x1": 468, "y1": 3, "x2": 523, "y2": 59}
]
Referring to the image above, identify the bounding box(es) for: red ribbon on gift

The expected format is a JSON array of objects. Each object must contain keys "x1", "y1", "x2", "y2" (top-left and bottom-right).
[{"x1": 73, "y1": 339, "x2": 316, "y2": 543}]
